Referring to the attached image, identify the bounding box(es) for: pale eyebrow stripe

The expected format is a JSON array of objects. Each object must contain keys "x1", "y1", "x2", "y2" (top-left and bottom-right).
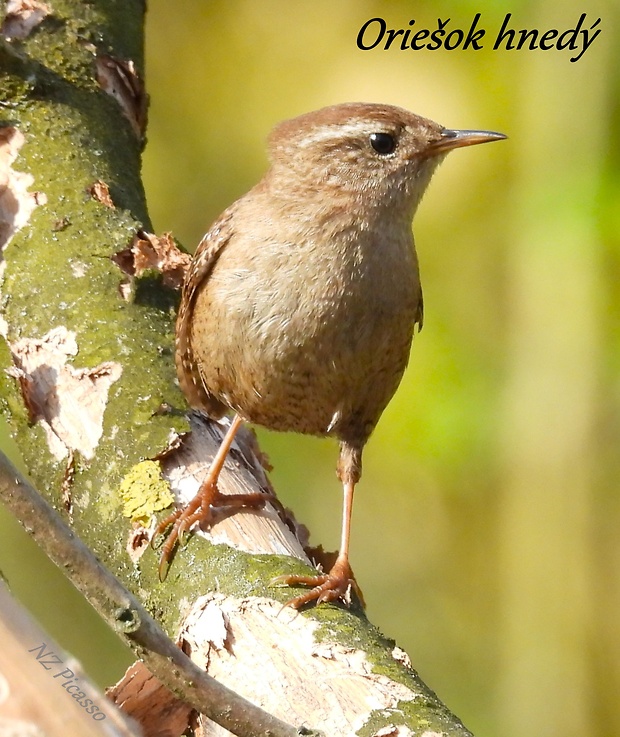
[{"x1": 297, "y1": 121, "x2": 390, "y2": 147}]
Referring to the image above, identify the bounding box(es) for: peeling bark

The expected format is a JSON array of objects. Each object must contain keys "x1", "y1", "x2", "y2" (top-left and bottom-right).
[
  {"x1": 158, "y1": 414, "x2": 306, "y2": 559},
  {"x1": 108, "y1": 662, "x2": 193, "y2": 737},
  {"x1": 0, "y1": 126, "x2": 47, "y2": 250},
  {"x1": 181, "y1": 594, "x2": 420, "y2": 736},
  {"x1": 9, "y1": 326, "x2": 122, "y2": 460},
  {"x1": 0, "y1": 0, "x2": 50, "y2": 41}
]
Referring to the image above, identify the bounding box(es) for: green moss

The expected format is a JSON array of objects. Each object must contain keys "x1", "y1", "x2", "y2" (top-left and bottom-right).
[
  {"x1": 359, "y1": 698, "x2": 471, "y2": 737},
  {"x1": 0, "y1": 0, "x2": 189, "y2": 592},
  {"x1": 0, "y1": 340, "x2": 23, "y2": 422},
  {"x1": 0, "y1": 40, "x2": 38, "y2": 104}
]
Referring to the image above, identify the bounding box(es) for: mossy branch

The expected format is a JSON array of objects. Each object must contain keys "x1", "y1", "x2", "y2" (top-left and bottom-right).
[{"x1": 0, "y1": 2, "x2": 474, "y2": 736}]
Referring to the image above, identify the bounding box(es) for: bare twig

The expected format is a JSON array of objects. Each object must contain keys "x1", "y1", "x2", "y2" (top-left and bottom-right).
[{"x1": 0, "y1": 450, "x2": 322, "y2": 737}]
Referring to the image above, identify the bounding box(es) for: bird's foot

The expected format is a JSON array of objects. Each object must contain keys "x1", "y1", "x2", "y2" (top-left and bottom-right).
[
  {"x1": 271, "y1": 556, "x2": 365, "y2": 610},
  {"x1": 153, "y1": 479, "x2": 268, "y2": 581}
]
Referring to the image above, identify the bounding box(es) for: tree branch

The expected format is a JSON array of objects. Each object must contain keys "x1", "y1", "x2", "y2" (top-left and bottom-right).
[{"x1": 0, "y1": 2, "x2": 475, "y2": 735}]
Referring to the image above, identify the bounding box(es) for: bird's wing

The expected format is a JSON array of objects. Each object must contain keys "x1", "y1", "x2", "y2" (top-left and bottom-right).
[
  {"x1": 175, "y1": 205, "x2": 237, "y2": 414},
  {"x1": 414, "y1": 287, "x2": 424, "y2": 332}
]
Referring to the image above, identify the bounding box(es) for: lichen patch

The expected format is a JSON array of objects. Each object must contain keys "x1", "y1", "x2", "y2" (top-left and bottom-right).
[
  {"x1": 180, "y1": 594, "x2": 417, "y2": 736},
  {"x1": 8, "y1": 326, "x2": 122, "y2": 460},
  {"x1": 0, "y1": 127, "x2": 47, "y2": 251},
  {"x1": 120, "y1": 459, "x2": 174, "y2": 525}
]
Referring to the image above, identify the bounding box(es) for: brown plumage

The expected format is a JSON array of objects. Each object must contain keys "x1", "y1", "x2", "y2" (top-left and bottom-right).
[{"x1": 158, "y1": 102, "x2": 505, "y2": 607}]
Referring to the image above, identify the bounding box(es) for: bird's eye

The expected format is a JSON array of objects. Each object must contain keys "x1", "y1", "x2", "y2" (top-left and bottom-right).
[{"x1": 369, "y1": 132, "x2": 396, "y2": 155}]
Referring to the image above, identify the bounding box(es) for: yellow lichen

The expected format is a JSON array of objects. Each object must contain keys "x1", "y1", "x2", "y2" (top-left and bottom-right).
[{"x1": 120, "y1": 460, "x2": 173, "y2": 524}]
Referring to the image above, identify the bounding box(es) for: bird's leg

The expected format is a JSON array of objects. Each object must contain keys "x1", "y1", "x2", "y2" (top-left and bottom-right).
[
  {"x1": 272, "y1": 442, "x2": 365, "y2": 609},
  {"x1": 154, "y1": 413, "x2": 268, "y2": 580}
]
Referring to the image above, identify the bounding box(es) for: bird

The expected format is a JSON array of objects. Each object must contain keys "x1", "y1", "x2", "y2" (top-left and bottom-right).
[{"x1": 154, "y1": 102, "x2": 506, "y2": 608}]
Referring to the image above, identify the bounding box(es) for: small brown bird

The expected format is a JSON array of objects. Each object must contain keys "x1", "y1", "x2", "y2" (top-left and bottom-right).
[{"x1": 156, "y1": 102, "x2": 505, "y2": 608}]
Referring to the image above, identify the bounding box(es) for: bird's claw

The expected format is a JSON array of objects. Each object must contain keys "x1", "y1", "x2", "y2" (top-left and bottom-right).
[{"x1": 270, "y1": 558, "x2": 365, "y2": 610}]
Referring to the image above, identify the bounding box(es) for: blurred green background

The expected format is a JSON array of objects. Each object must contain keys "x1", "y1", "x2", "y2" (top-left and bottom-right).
[{"x1": 1, "y1": 1, "x2": 618, "y2": 735}]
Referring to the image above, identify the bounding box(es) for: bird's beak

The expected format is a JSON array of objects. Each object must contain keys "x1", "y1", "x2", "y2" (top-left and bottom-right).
[{"x1": 428, "y1": 128, "x2": 507, "y2": 154}]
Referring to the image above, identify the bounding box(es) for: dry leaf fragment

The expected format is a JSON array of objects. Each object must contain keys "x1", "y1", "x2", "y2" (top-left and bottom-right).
[
  {"x1": 112, "y1": 230, "x2": 191, "y2": 290},
  {"x1": 87, "y1": 179, "x2": 114, "y2": 208},
  {"x1": 96, "y1": 54, "x2": 148, "y2": 138}
]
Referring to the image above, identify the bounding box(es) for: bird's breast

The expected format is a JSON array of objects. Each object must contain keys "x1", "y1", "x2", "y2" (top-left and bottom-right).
[{"x1": 191, "y1": 209, "x2": 421, "y2": 439}]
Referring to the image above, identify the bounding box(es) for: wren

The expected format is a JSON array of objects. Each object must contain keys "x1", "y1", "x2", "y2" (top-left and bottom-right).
[{"x1": 155, "y1": 102, "x2": 506, "y2": 608}]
